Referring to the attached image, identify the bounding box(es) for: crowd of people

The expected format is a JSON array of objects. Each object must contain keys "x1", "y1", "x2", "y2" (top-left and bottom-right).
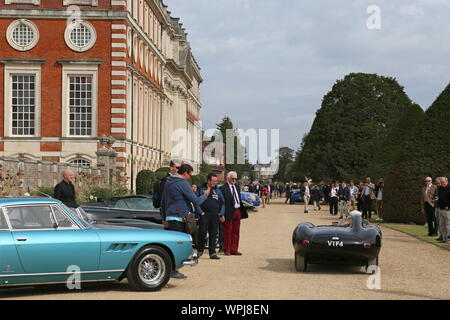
[
  {"x1": 421, "y1": 176, "x2": 449, "y2": 244},
  {"x1": 243, "y1": 181, "x2": 285, "y2": 208},
  {"x1": 270, "y1": 178, "x2": 385, "y2": 221},
  {"x1": 52, "y1": 163, "x2": 449, "y2": 283}
]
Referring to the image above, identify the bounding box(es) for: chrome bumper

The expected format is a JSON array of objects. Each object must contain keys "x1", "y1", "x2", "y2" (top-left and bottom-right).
[{"x1": 183, "y1": 252, "x2": 198, "y2": 266}]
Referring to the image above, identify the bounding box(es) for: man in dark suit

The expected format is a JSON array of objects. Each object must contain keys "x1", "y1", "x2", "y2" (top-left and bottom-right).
[
  {"x1": 219, "y1": 171, "x2": 249, "y2": 256},
  {"x1": 54, "y1": 169, "x2": 77, "y2": 208}
]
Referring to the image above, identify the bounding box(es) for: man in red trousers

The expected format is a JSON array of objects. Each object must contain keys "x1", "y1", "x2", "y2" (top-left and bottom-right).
[{"x1": 219, "y1": 171, "x2": 249, "y2": 256}]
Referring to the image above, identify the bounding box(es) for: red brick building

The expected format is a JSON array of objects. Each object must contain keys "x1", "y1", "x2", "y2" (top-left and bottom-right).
[{"x1": 0, "y1": 0, "x2": 203, "y2": 190}]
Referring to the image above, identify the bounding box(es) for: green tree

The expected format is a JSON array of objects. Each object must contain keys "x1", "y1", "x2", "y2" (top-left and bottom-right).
[
  {"x1": 273, "y1": 147, "x2": 295, "y2": 182},
  {"x1": 292, "y1": 73, "x2": 418, "y2": 182},
  {"x1": 215, "y1": 116, "x2": 252, "y2": 177},
  {"x1": 200, "y1": 161, "x2": 213, "y2": 175},
  {"x1": 383, "y1": 82, "x2": 450, "y2": 223}
]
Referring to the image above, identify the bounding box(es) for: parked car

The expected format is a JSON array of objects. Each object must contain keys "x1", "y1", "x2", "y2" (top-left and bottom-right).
[
  {"x1": 240, "y1": 191, "x2": 261, "y2": 210},
  {"x1": 289, "y1": 190, "x2": 314, "y2": 205},
  {"x1": 0, "y1": 197, "x2": 197, "y2": 291},
  {"x1": 73, "y1": 207, "x2": 163, "y2": 230},
  {"x1": 289, "y1": 189, "x2": 303, "y2": 204},
  {"x1": 80, "y1": 195, "x2": 162, "y2": 224},
  {"x1": 292, "y1": 211, "x2": 382, "y2": 273}
]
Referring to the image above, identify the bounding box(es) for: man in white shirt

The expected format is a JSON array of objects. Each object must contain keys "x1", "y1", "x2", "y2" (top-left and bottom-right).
[
  {"x1": 329, "y1": 183, "x2": 339, "y2": 215},
  {"x1": 301, "y1": 180, "x2": 311, "y2": 213},
  {"x1": 349, "y1": 181, "x2": 358, "y2": 211}
]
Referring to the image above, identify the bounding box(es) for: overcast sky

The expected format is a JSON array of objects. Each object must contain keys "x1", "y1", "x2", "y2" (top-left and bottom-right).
[{"x1": 166, "y1": 0, "x2": 450, "y2": 152}]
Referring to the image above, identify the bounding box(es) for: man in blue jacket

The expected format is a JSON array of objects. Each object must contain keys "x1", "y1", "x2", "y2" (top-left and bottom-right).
[
  {"x1": 160, "y1": 164, "x2": 210, "y2": 278},
  {"x1": 196, "y1": 173, "x2": 225, "y2": 259}
]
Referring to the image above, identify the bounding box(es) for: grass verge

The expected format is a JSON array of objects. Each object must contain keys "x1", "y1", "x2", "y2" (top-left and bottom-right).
[{"x1": 373, "y1": 218, "x2": 450, "y2": 251}]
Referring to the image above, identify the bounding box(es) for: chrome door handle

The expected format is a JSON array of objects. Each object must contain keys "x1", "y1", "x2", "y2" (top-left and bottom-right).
[{"x1": 16, "y1": 237, "x2": 28, "y2": 242}]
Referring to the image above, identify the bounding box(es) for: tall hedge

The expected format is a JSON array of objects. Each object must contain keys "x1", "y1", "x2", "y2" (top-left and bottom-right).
[
  {"x1": 383, "y1": 82, "x2": 450, "y2": 224},
  {"x1": 291, "y1": 73, "x2": 417, "y2": 182},
  {"x1": 136, "y1": 170, "x2": 155, "y2": 195}
]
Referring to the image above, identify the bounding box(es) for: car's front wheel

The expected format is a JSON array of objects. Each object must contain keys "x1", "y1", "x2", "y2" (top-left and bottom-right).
[
  {"x1": 126, "y1": 245, "x2": 172, "y2": 291},
  {"x1": 295, "y1": 253, "x2": 307, "y2": 272}
]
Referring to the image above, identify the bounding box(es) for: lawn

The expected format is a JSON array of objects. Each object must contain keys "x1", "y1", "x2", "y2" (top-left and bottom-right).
[{"x1": 368, "y1": 214, "x2": 450, "y2": 251}]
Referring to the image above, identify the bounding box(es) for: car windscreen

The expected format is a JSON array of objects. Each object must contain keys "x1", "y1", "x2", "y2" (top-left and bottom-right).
[
  {"x1": 68, "y1": 206, "x2": 94, "y2": 228},
  {"x1": 115, "y1": 197, "x2": 155, "y2": 211}
]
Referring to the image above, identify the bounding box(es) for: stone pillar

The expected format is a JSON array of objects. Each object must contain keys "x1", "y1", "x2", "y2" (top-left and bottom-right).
[{"x1": 96, "y1": 135, "x2": 118, "y2": 186}]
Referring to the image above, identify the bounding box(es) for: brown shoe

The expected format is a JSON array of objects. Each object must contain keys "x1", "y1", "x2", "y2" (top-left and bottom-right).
[
  {"x1": 224, "y1": 252, "x2": 231, "y2": 256},
  {"x1": 231, "y1": 252, "x2": 242, "y2": 256}
]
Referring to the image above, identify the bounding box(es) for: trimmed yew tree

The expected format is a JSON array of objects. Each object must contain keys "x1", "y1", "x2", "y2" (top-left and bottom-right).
[
  {"x1": 383, "y1": 83, "x2": 450, "y2": 224},
  {"x1": 292, "y1": 73, "x2": 418, "y2": 182}
]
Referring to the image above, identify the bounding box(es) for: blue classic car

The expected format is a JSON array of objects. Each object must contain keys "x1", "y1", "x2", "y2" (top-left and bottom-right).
[
  {"x1": 240, "y1": 191, "x2": 261, "y2": 210},
  {"x1": 0, "y1": 198, "x2": 197, "y2": 291}
]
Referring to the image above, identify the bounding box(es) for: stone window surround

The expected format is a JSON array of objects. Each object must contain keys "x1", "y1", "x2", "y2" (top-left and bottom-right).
[
  {"x1": 5, "y1": 0, "x2": 40, "y2": 5},
  {"x1": 6, "y1": 19, "x2": 40, "y2": 52},
  {"x1": 63, "y1": 0, "x2": 97, "y2": 5},
  {"x1": 5, "y1": 0, "x2": 98, "y2": 4},
  {"x1": 59, "y1": 61, "x2": 99, "y2": 138},
  {"x1": 2, "y1": 61, "x2": 43, "y2": 138},
  {"x1": 69, "y1": 158, "x2": 92, "y2": 167}
]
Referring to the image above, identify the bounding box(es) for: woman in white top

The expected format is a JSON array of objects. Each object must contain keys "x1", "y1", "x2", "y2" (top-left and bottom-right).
[
  {"x1": 329, "y1": 184, "x2": 339, "y2": 216},
  {"x1": 375, "y1": 179, "x2": 384, "y2": 222}
]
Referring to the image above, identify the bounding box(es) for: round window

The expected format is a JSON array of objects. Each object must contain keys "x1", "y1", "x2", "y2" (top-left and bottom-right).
[
  {"x1": 65, "y1": 21, "x2": 97, "y2": 52},
  {"x1": 7, "y1": 19, "x2": 39, "y2": 51}
]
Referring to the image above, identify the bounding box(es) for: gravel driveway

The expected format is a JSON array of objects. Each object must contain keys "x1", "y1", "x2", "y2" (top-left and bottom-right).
[{"x1": 1, "y1": 199, "x2": 449, "y2": 300}]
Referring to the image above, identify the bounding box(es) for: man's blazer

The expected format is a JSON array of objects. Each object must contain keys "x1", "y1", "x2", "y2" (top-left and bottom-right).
[
  {"x1": 421, "y1": 184, "x2": 437, "y2": 208},
  {"x1": 220, "y1": 183, "x2": 249, "y2": 222}
]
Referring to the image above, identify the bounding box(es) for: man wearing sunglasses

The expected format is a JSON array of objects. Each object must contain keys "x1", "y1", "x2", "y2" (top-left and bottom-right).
[{"x1": 219, "y1": 171, "x2": 249, "y2": 256}]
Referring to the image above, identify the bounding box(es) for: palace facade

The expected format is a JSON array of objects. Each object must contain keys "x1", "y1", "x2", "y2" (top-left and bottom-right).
[{"x1": 0, "y1": 0, "x2": 203, "y2": 190}]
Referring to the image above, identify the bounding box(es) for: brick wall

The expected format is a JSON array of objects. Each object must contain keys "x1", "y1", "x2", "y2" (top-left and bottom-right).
[{"x1": 0, "y1": 156, "x2": 120, "y2": 199}]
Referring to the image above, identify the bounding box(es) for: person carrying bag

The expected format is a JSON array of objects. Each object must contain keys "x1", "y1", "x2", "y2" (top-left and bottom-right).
[
  {"x1": 160, "y1": 163, "x2": 210, "y2": 234},
  {"x1": 159, "y1": 164, "x2": 210, "y2": 279}
]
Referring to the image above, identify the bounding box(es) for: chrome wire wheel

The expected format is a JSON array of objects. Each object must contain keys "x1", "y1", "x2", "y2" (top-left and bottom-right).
[{"x1": 138, "y1": 254, "x2": 166, "y2": 287}]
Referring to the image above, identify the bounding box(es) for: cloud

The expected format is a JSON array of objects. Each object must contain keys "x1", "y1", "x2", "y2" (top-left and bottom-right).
[{"x1": 165, "y1": 0, "x2": 450, "y2": 150}]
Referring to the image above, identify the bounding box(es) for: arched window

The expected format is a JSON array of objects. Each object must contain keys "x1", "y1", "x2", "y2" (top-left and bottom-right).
[{"x1": 70, "y1": 159, "x2": 91, "y2": 167}]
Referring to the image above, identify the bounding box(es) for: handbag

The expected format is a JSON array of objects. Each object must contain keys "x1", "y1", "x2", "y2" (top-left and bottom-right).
[{"x1": 169, "y1": 195, "x2": 198, "y2": 235}]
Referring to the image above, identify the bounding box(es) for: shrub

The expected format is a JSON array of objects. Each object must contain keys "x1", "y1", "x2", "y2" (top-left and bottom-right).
[
  {"x1": 84, "y1": 187, "x2": 114, "y2": 203},
  {"x1": 136, "y1": 170, "x2": 155, "y2": 195}
]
